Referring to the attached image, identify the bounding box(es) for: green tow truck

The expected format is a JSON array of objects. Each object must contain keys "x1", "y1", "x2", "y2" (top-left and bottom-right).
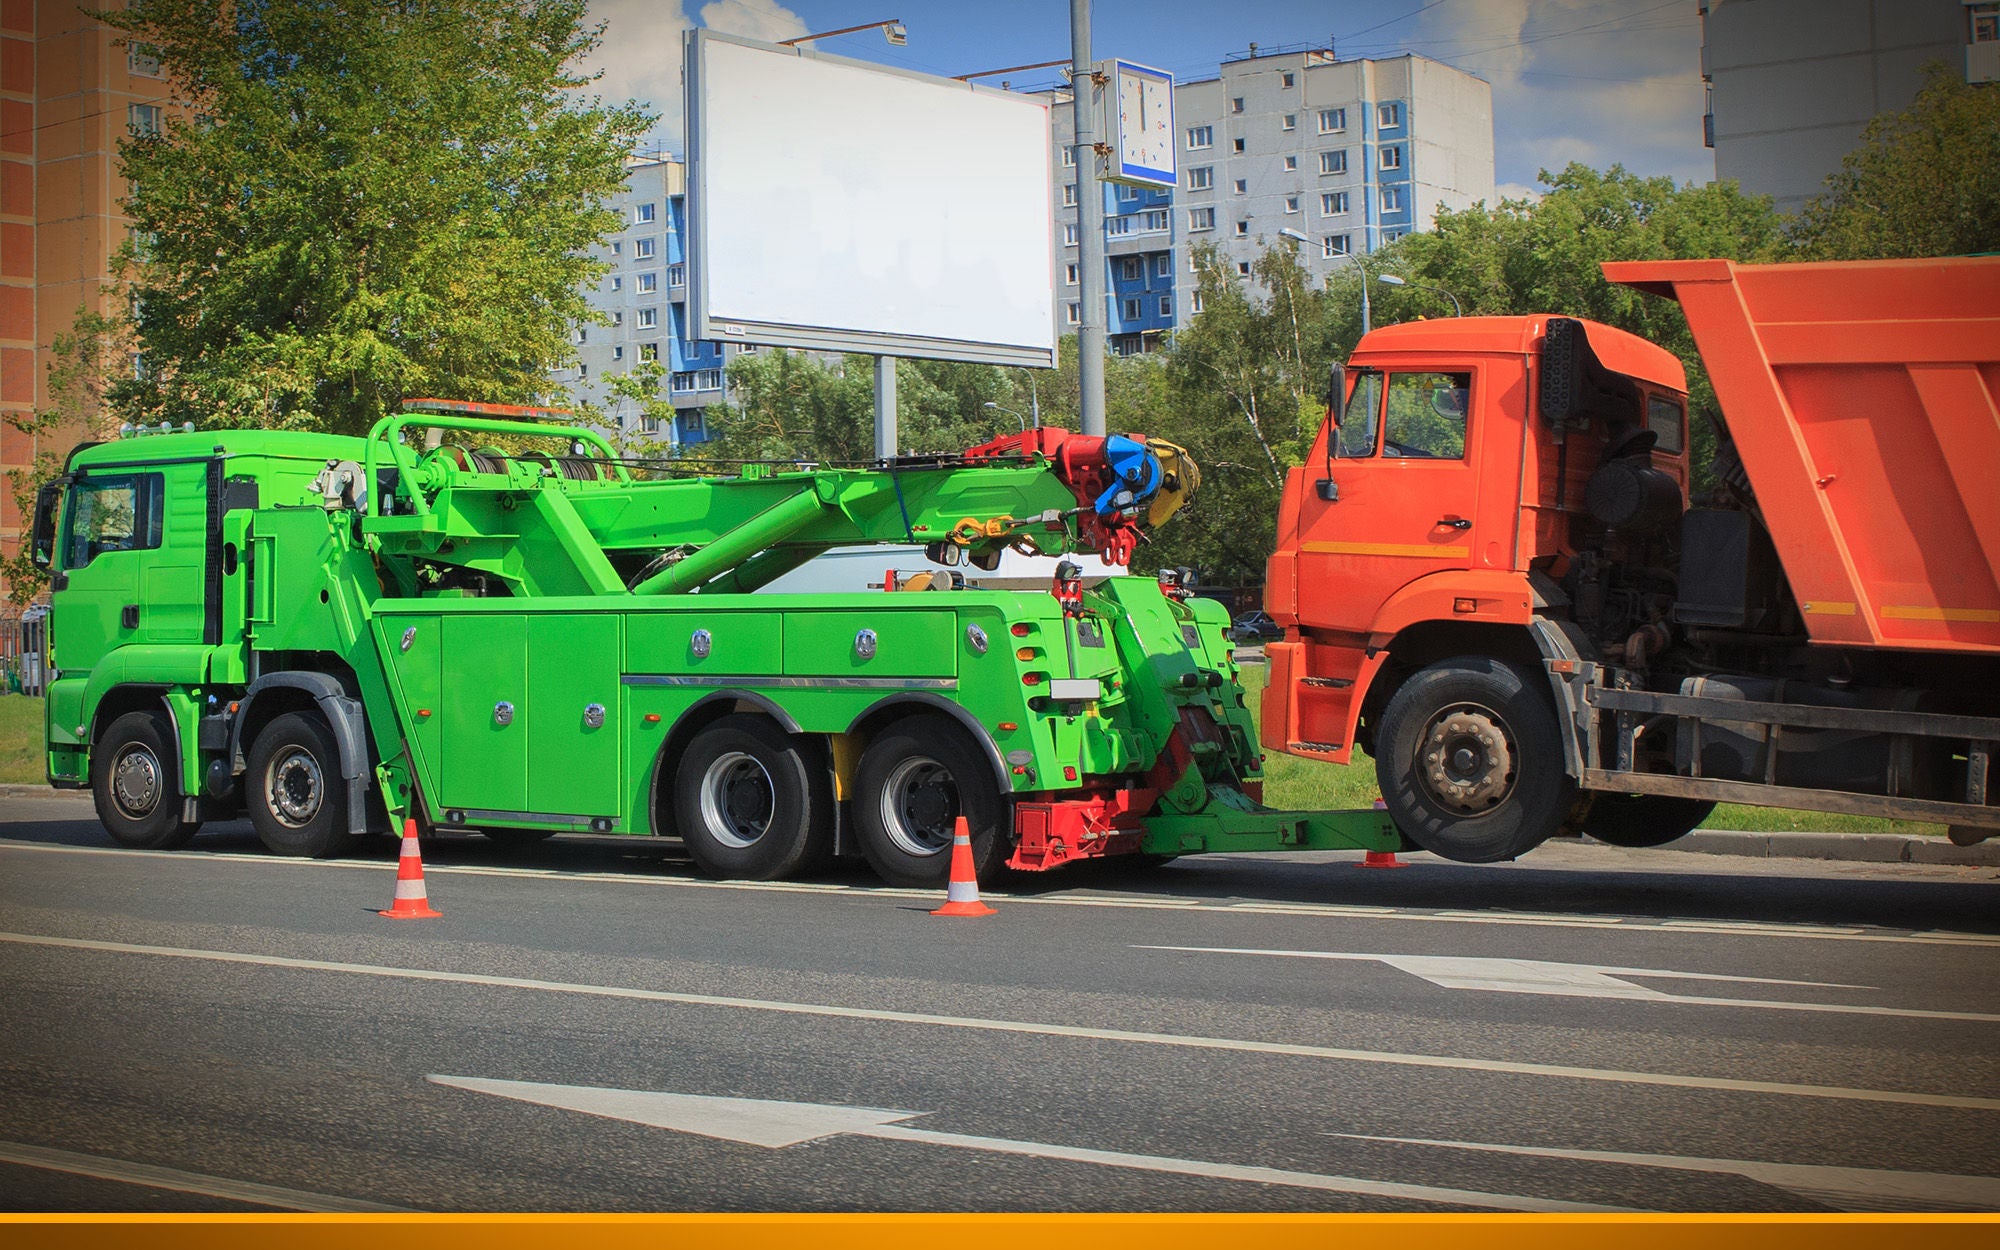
[{"x1": 27, "y1": 402, "x2": 1395, "y2": 886}]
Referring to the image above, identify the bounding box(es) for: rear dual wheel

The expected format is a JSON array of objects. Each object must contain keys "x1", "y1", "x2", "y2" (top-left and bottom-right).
[
  {"x1": 674, "y1": 715, "x2": 833, "y2": 880},
  {"x1": 853, "y1": 715, "x2": 1007, "y2": 889},
  {"x1": 246, "y1": 711, "x2": 359, "y2": 859}
]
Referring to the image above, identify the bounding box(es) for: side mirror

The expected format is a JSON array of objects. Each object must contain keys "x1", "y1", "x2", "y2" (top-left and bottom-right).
[
  {"x1": 1324, "y1": 362, "x2": 1346, "y2": 416},
  {"x1": 29, "y1": 480, "x2": 62, "y2": 571},
  {"x1": 1315, "y1": 479, "x2": 1339, "y2": 502}
]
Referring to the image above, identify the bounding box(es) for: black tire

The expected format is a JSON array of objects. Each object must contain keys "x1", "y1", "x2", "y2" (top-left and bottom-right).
[
  {"x1": 1375, "y1": 656, "x2": 1574, "y2": 863},
  {"x1": 246, "y1": 711, "x2": 358, "y2": 858},
  {"x1": 92, "y1": 711, "x2": 199, "y2": 850},
  {"x1": 1582, "y1": 793, "x2": 1716, "y2": 848},
  {"x1": 672, "y1": 715, "x2": 832, "y2": 880},
  {"x1": 853, "y1": 714, "x2": 1008, "y2": 888}
]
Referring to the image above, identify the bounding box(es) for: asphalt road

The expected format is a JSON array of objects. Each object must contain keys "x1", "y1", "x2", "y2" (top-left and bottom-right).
[{"x1": 1, "y1": 792, "x2": 1996, "y2": 1214}]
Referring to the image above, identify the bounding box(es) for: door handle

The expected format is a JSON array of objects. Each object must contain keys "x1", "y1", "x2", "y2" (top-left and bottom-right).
[
  {"x1": 1436, "y1": 518, "x2": 1472, "y2": 530},
  {"x1": 121, "y1": 604, "x2": 140, "y2": 629}
]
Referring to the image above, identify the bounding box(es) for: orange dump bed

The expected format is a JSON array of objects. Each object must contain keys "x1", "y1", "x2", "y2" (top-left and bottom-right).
[{"x1": 1602, "y1": 256, "x2": 2000, "y2": 656}]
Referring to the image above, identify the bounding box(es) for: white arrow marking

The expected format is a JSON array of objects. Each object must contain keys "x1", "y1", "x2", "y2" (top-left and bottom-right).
[
  {"x1": 428, "y1": 1076, "x2": 1637, "y2": 1213},
  {"x1": 1332, "y1": 1133, "x2": 2000, "y2": 1213},
  {"x1": 1139, "y1": 947, "x2": 2000, "y2": 1023}
]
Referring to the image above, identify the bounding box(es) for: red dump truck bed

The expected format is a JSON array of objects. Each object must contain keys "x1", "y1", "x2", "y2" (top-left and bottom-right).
[{"x1": 1602, "y1": 256, "x2": 2000, "y2": 656}]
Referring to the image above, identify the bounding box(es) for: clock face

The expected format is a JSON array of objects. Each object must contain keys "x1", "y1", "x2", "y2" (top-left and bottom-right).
[{"x1": 1115, "y1": 66, "x2": 1173, "y2": 181}]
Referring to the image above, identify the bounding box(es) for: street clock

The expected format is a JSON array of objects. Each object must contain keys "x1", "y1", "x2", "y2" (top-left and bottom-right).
[{"x1": 1097, "y1": 59, "x2": 1175, "y2": 189}]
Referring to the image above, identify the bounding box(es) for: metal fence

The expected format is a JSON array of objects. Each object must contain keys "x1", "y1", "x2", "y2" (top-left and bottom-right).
[{"x1": 2, "y1": 606, "x2": 47, "y2": 697}]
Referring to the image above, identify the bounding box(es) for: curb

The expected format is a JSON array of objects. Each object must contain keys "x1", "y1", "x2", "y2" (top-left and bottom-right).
[{"x1": 1621, "y1": 828, "x2": 2000, "y2": 868}]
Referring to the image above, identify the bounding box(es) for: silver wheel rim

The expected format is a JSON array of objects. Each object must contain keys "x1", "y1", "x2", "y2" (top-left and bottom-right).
[
  {"x1": 877, "y1": 757, "x2": 958, "y2": 858},
  {"x1": 110, "y1": 743, "x2": 163, "y2": 820},
  {"x1": 266, "y1": 747, "x2": 325, "y2": 829},
  {"x1": 1418, "y1": 702, "x2": 1518, "y2": 815},
  {"x1": 698, "y1": 751, "x2": 775, "y2": 849}
]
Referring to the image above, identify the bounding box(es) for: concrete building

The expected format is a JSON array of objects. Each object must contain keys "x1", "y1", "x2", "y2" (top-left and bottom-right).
[
  {"x1": 1702, "y1": 0, "x2": 1998, "y2": 214},
  {"x1": 555, "y1": 154, "x2": 736, "y2": 446},
  {"x1": 1046, "y1": 45, "x2": 1495, "y2": 355}
]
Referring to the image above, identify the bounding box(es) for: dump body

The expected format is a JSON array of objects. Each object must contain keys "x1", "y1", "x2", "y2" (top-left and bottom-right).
[{"x1": 1603, "y1": 256, "x2": 2000, "y2": 655}]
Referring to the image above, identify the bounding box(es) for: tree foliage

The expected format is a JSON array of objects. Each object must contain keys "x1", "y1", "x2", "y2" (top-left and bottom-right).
[
  {"x1": 1790, "y1": 62, "x2": 2000, "y2": 259},
  {"x1": 98, "y1": 0, "x2": 652, "y2": 435}
]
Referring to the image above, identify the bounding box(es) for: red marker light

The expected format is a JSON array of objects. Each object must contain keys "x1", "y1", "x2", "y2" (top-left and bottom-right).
[{"x1": 643, "y1": 713, "x2": 662, "y2": 723}]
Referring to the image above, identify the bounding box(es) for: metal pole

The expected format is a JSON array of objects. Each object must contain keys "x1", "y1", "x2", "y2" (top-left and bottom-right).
[
  {"x1": 874, "y1": 354, "x2": 898, "y2": 460},
  {"x1": 1070, "y1": 0, "x2": 1106, "y2": 437}
]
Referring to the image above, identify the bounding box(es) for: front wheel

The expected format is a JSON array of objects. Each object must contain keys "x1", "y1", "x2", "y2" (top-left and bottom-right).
[
  {"x1": 1375, "y1": 656, "x2": 1574, "y2": 863},
  {"x1": 246, "y1": 711, "x2": 358, "y2": 858},
  {"x1": 672, "y1": 715, "x2": 832, "y2": 880},
  {"x1": 92, "y1": 711, "x2": 199, "y2": 850},
  {"x1": 1582, "y1": 793, "x2": 1716, "y2": 848},
  {"x1": 853, "y1": 715, "x2": 1008, "y2": 888}
]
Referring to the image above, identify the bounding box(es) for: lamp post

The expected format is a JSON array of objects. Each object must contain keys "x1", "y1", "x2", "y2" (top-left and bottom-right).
[
  {"x1": 778, "y1": 19, "x2": 907, "y2": 46},
  {"x1": 1377, "y1": 272, "x2": 1463, "y2": 317},
  {"x1": 1280, "y1": 227, "x2": 1368, "y2": 334}
]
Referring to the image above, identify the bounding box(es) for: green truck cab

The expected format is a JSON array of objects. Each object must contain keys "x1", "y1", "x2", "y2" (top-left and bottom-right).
[{"x1": 30, "y1": 404, "x2": 1394, "y2": 886}]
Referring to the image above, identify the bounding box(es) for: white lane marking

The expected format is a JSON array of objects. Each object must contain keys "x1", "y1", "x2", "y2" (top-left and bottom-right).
[
  {"x1": 1136, "y1": 946, "x2": 2000, "y2": 1023},
  {"x1": 6, "y1": 931, "x2": 1998, "y2": 1113},
  {"x1": 428, "y1": 1076, "x2": 1635, "y2": 1213},
  {"x1": 2, "y1": 838, "x2": 1994, "y2": 946},
  {"x1": 1333, "y1": 1133, "x2": 2000, "y2": 1214},
  {"x1": 0, "y1": 1139, "x2": 412, "y2": 1212}
]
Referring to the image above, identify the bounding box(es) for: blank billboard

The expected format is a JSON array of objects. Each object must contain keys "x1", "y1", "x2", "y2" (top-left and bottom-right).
[{"x1": 685, "y1": 30, "x2": 1055, "y2": 367}]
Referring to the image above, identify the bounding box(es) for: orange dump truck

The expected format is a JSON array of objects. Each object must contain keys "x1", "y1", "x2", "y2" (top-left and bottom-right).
[{"x1": 1262, "y1": 256, "x2": 2000, "y2": 861}]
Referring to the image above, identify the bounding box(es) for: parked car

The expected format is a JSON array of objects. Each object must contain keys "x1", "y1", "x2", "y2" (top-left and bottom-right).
[{"x1": 1229, "y1": 611, "x2": 1284, "y2": 644}]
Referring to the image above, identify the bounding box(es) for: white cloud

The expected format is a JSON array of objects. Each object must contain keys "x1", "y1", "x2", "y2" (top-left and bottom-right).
[{"x1": 581, "y1": 0, "x2": 809, "y2": 154}]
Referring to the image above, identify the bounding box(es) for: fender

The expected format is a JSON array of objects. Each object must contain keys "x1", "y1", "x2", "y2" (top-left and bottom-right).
[
  {"x1": 231, "y1": 672, "x2": 372, "y2": 836},
  {"x1": 848, "y1": 691, "x2": 1014, "y2": 797},
  {"x1": 648, "y1": 690, "x2": 809, "y2": 837},
  {"x1": 1366, "y1": 569, "x2": 1535, "y2": 645}
]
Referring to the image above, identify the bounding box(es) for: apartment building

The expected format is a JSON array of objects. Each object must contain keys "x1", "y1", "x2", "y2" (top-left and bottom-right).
[{"x1": 1048, "y1": 45, "x2": 1495, "y2": 354}]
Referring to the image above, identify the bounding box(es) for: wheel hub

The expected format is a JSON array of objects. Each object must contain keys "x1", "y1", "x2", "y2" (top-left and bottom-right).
[
  {"x1": 699, "y1": 752, "x2": 774, "y2": 849},
  {"x1": 268, "y1": 748, "x2": 324, "y2": 828},
  {"x1": 881, "y1": 758, "x2": 958, "y2": 857},
  {"x1": 112, "y1": 747, "x2": 162, "y2": 818},
  {"x1": 1419, "y1": 705, "x2": 1517, "y2": 814}
]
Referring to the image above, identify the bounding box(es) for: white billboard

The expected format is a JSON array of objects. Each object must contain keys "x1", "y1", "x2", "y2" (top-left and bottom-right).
[{"x1": 684, "y1": 30, "x2": 1056, "y2": 368}]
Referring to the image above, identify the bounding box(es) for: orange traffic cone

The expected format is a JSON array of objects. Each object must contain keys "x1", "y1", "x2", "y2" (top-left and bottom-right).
[
  {"x1": 931, "y1": 818, "x2": 996, "y2": 917},
  {"x1": 1360, "y1": 797, "x2": 1405, "y2": 869},
  {"x1": 379, "y1": 819, "x2": 442, "y2": 919}
]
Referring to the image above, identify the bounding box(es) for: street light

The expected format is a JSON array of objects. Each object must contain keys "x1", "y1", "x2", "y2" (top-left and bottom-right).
[
  {"x1": 983, "y1": 379, "x2": 1041, "y2": 431},
  {"x1": 779, "y1": 19, "x2": 907, "y2": 47},
  {"x1": 1279, "y1": 227, "x2": 1367, "y2": 334},
  {"x1": 1377, "y1": 272, "x2": 1463, "y2": 318}
]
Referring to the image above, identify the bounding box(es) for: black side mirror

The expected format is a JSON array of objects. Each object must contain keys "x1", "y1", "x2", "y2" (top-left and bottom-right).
[
  {"x1": 29, "y1": 480, "x2": 62, "y2": 571},
  {"x1": 1315, "y1": 479, "x2": 1339, "y2": 502}
]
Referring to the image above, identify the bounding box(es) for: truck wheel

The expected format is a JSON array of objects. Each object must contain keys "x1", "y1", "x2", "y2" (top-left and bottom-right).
[
  {"x1": 1582, "y1": 794, "x2": 1716, "y2": 848},
  {"x1": 673, "y1": 715, "x2": 831, "y2": 880},
  {"x1": 853, "y1": 715, "x2": 1007, "y2": 888},
  {"x1": 246, "y1": 711, "x2": 358, "y2": 858},
  {"x1": 92, "y1": 711, "x2": 199, "y2": 850},
  {"x1": 1375, "y1": 657, "x2": 1574, "y2": 863}
]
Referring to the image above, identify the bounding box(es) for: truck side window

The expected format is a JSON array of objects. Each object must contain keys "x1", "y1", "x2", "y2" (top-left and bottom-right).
[
  {"x1": 1646, "y1": 394, "x2": 1685, "y2": 453},
  {"x1": 62, "y1": 473, "x2": 163, "y2": 569},
  {"x1": 1336, "y1": 370, "x2": 1383, "y2": 458},
  {"x1": 1383, "y1": 371, "x2": 1470, "y2": 459}
]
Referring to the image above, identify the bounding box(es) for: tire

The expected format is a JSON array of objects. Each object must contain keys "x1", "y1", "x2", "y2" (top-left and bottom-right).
[
  {"x1": 853, "y1": 714, "x2": 1008, "y2": 888},
  {"x1": 672, "y1": 715, "x2": 832, "y2": 880},
  {"x1": 1582, "y1": 793, "x2": 1716, "y2": 848},
  {"x1": 1375, "y1": 656, "x2": 1574, "y2": 863},
  {"x1": 246, "y1": 711, "x2": 358, "y2": 858},
  {"x1": 92, "y1": 711, "x2": 199, "y2": 850}
]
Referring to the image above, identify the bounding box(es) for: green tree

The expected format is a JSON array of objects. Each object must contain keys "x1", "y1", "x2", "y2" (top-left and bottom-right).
[
  {"x1": 1791, "y1": 62, "x2": 2000, "y2": 259},
  {"x1": 98, "y1": 0, "x2": 651, "y2": 435}
]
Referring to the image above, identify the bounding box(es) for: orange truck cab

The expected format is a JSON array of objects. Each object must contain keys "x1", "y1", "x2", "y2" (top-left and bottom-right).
[{"x1": 1263, "y1": 257, "x2": 2000, "y2": 862}]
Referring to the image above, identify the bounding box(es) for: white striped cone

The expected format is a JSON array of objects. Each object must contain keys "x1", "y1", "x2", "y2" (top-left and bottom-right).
[
  {"x1": 379, "y1": 821, "x2": 442, "y2": 919},
  {"x1": 931, "y1": 820, "x2": 995, "y2": 917}
]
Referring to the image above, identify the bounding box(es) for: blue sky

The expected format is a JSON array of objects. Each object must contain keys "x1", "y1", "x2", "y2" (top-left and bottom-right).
[{"x1": 584, "y1": 0, "x2": 1714, "y2": 199}]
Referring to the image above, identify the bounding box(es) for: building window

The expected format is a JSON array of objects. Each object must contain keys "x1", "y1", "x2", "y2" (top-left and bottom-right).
[
  {"x1": 1123, "y1": 297, "x2": 1142, "y2": 320},
  {"x1": 1382, "y1": 186, "x2": 1405, "y2": 212},
  {"x1": 128, "y1": 104, "x2": 163, "y2": 136},
  {"x1": 609, "y1": 276, "x2": 622, "y2": 292},
  {"x1": 637, "y1": 307, "x2": 658, "y2": 329},
  {"x1": 1232, "y1": 137, "x2": 1245, "y2": 153},
  {"x1": 1188, "y1": 166, "x2": 1213, "y2": 190},
  {"x1": 1191, "y1": 290, "x2": 1204, "y2": 314},
  {"x1": 1236, "y1": 221, "x2": 1252, "y2": 238},
  {"x1": 1281, "y1": 72, "x2": 1295, "y2": 88},
  {"x1": 1283, "y1": 155, "x2": 1298, "y2": 172},
  {"x1": 1976, "y1": 5, "x2": 2000, "y2": 40},
  {"x1": 1188, "y1": 206, "x2": 1216, "y2": 231},
  {"x1": 1121, "y1": 257, "x2": 1144, "y2": 281},
  {"x1": 637, "y1": 272, "x2": 658, "y2": 294},
  {"x1": 1230, "y1": 97, "x2": 1245, "y2": 114},
  {"x1": 1066, "y1": 302, "x2": 1081, "y2": 325},
  {"x1": 1065, "y1": 263, "x2": 1079, "y2": 285},
  {"x1": 1062, "y1": 183, "x2": 1077, "y2": 207},
  {"x1": 1154, "y1": 254, "x2": 1171, "y2": 278},
  {"x1": 1187, "y1": 125, "x2": 1213, "y2": 149},
  {"x1": 1320, "y1": 149, "x2": 1347, "y2": 175},
  {"x1": 612, "y1": 346, "x2": 624, "y2": 361},
  {"x1": 1323, "y1": 191, "x2": 1349, "y2": 214},
  {"x1": 641, "y1": 343, "x2": 660, "y2": 361},
  {"x1": 1158, "y1": 295, "x2": 1172, "y2": 317},
  {"x1": 1119, "y1": 184, "x2": 1140, "y2": 201},
  {"x1": 668, "y1": 263, "x2": 685, "y2": 286},
  {"x1": 1236, "y1": 261, "x2": 1251, "y2": 276},
  {"x1": 1380, "y1": 145, "x2": 1402, "y2": 170},
  {"x1": 1064, "y1": 223, "x2": 1080, "y2": 246},
  {"x1": 1379, "y1": 101, "x2": 1402, "y2": 128},
  {"x1": 697, "y1": 369, "x2": 723, "y2": 390},
  {"x1": 1282, "y1": 113, "x2": 1296, "y2": 131},
  {"x1": 128, "y1": 44, "x2": 163, "y2": 78},
  {"x1": 1062, "y1": 146, "x2": 1076, "y2": 166},
  {"x1": 1323, "y1": 234, "x2": 1350, "y2": 258},
  {"x1": 1233, "y1": 178, "x2": 1247, "y2": 194},
  {"x1": 578, "y1": 363, "x2": 588, "y2": 379},
  {"x1": 1284, "y1": 196, "x2": 1300, "y2": 214},
  {"x1": 635, "y1": 238, "x2": 657, "y2": 260},
  {"x1": 1141, "y1": 209, "x2": 1168, "y2": 232},
  {"x1": 635, "y1": 202, "x2": 656, "y2": 224},
  {"x1": 1318, "y1": 108, "x2": 1346, "y2": 134},
  {"x1": 612, "y1": 312, "x2": 623, "y2": 326},
  {"x1": 1106, "y1": 216, "x2": 1134, "y2": 236},
  {"x1": 672, "y1": 371, "x2": 695, "y2": 392},
  {"x1": 611, "y1": 241, "x2": 621, "y2": 255}
]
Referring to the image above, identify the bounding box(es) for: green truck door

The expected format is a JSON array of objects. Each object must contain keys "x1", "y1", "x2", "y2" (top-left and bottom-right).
[
  {"x1": 439, "y1": 614, "x2": 528, "y2": 813},
  {"x1": 526, "y1": 614, "x2": 621, "y2": 818}
]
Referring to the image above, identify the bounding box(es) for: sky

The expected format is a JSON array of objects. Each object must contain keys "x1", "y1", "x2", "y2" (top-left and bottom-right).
[{"x1": 581, "y1": 0, "x2": 1715, "y2": 199}]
